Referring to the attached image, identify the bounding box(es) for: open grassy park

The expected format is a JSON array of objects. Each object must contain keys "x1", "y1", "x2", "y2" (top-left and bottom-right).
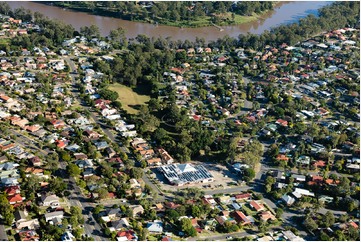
[{"x1": 108, "y1": 83, "x2": 150, "y2": 114}]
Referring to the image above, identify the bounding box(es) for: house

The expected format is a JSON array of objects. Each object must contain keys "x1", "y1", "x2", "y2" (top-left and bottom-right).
[
  {"x1": 282, "y1": 230, "x2": 305, "y2": 241},
  {"x1": 249, "y1": 200, "x2": 265, "y2": 212},
  {"x1": 116, "y1": 230, "x2": 137, "y2": 241},
  {"x1": 0, "y1": 140, "x2": 15, "y2": 151},
  {"x1": 105, "y1": 147, "x2": 116, "y2": 158},
  {"x1": 308, "y1": 175, "x2": 324, "y2": 186},
  {"x1": 40, "y1": 194, "x2": 60, "y2": 207},
  {"x1": 107, "y1": 208, "x2": 122, "y2": 220},
  {"x1": 94, "y1": 141, "x2": 109, "y2": 150},
  {"x1": 313, "y1": 160, "x2": 326, "y2": 169},
  {"x1": 19, "y1": 230, "x2": 40, "y2": 241},
  {"x1": 65, "y1": 144, "x2": 81, "y2": 152},
  {"x1": 154, "y1": 203, "x2": 165, "y2": 212},
  {"x1": 61, "y1": 231, "x2": 75, "y2": 241},
  {"x1": 158, "y1": 148, "x2": 174, "y2": 164},
  {"x1": 146, "y1": 158, "x2": 162, "y2": 166},
  {"x1": 7, "y1": 194, "x2": 25, "y2": 204},
  {"x1": 84, "y1": 130, "x2": 101, "y2": 140},
  {"x1": 14, "y1": 210, "x2": 28, "y2": 223},
  {"x1": 161, "y1": 236, "x2": 173, "y2": 241},
  {"x1": 4, "y1": 185, "x2": 20, "y2": 196},
  {"x1": 45, "y1": 211, "x2": 64, "y2": 223},
  {"x1": 29, "y1": 156, "x2": 42, "y2": 167},
  {"x1": 129, "y1": 205, "x2": 144, "y2": 217},
  {"x1": 50, "y1": 119, "x2": 66, "y2": 129},
  {"x1": 74, "y1": 153, "x2": 88, "y2": 160},
  {"x1": 24, "y1": 124, "x2": 41, "y2": 133},
  {"x1": 218, "y1": 195, "x2": 231, "y2": 204},
  {"x1": 259, "y1": 211, "x2": 276, "y2": 222},
  {"x1": 146, "y1": 220, "x2": 163, "y2": 233},
  {"x1": 234, "y1": 193, "x2": 252, "y2": 202},
  {"x1": 275, "y1": 119, "x2": 288, "y2": 127},
  {"x1": 282, "y1": 194, "x2": 295, "y2": 206},
  {"x1": 296, "y1": 156, "x2": 311, "y2": 165},
  {"x1": 191, "y1": 218, "x2": 202, "y2": 233},
  {"x1": 129, "y1": 178, "x2": 141, "y2": 189},
  {"x1": 291, "y1": 174, "x2": 306, "y2": 182},
  {"x1": 112, "y1": 217, "x2": 130, "y2": 230},
  {"x1": 276, "y1": 154, "x2": 289, "y2": 162},
  {"x1": 139, "y1": 149, "x2": 155, "y2": 159},
  {"x1": 16, "y1": 219, "x2": 40, "y2": 230},
  {"x1": 292, "y1": 188, "x2": 315, "y2": 198},
  {"x1": 0, "y1": 155, "x2": 8, "y2": 163},
  {"x1": 204, "y1": 219, "x2": 217, "y2": 231},
  {"x1": 232, "y1": 211, "x2": 251, "y2": 225},
  {"x1": 83, "y1": 168, "x2": 95, "y2": 178},
  {"x1": 76, "y1": 159, "x2": 93, "y2": 169},
  {"x1": 56, "y1": 140, "x2": 67, "y2": 149}
]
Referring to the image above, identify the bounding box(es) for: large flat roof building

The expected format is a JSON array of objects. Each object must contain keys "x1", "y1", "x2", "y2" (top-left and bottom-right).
[{"x1": 159, "y1": 163, "x2": 214, "y2": 186}]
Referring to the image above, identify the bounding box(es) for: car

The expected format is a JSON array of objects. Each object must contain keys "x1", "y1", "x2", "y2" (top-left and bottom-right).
[{"x1": 226, "y1": 236, "x2": 233, "y2": 240}]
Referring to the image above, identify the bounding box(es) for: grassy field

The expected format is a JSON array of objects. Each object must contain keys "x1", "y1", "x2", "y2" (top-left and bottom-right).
[{"x1": 108, "y1": 83, "x2": 150, "y2": 114}]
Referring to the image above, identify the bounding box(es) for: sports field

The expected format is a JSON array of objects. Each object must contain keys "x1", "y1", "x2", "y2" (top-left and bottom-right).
[{"x1": 108, "y1": 83, "x2": 150, "y2": 114}]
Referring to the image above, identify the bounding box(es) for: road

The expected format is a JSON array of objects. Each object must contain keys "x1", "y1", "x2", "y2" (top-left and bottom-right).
[
  {"x1": 64, "y1": 56, "x2": 117, "y2": 144},
  {"x1": 8, "y1": 129, "x2": 48, "y2": 156},
  {"x1": 0, "y1": 224, "x2": 8, "y2": 241},
  {"x1": 58, "y1": 161, "x2": 106, "y2": 241}
]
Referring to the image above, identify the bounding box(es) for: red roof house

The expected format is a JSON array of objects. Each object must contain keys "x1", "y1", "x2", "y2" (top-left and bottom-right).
[
  {"x1": 8, "y1": 194, "x2": 25, "y2": 204},
  {"x1": 232, "y1": 211, "x2": 251, "y2": 225},
  {"x1": 249, "y1": 200, "x2": 265, "y2": 212}
]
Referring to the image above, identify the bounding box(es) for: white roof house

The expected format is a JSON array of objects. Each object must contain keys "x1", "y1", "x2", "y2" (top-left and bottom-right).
[{"x1": 147, "y1": 220, "x2": 163, "y2": 233}]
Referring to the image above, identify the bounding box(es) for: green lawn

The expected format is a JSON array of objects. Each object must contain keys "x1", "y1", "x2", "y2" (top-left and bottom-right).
[{"x1": 108, "y1": 83, "x2": 150, "y2": 114}]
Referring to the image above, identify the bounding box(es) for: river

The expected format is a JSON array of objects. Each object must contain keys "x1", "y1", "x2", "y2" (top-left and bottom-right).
[{"x1": 7, "y1": 1, "x2": 332, "y2": 42}]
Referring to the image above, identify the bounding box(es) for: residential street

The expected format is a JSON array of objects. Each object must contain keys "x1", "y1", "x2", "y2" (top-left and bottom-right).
[
  {"x1": 58, "y1": 161, "x2": 106, "y2": 241},
  {"x1": 0, "y1": 224, "x2": 8, "y2": 241}
]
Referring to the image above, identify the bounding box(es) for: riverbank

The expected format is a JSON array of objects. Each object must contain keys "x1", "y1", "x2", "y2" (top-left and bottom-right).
[
  {"x1": 7, "y1": 1, "x2": 333, "y2": 42},
  {"x1": 40, "y1": 1, "x2": 279, "y2": 28}
]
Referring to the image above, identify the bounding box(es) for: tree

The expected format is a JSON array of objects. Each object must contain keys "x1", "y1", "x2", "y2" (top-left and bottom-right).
[
  {"x1": 258, "y1": 220, "x2": 268, "y2": 233},
  {"x1": 275, "y1": 208, "x2": 283, "y2": 218},
  {"x1": 129, "y1": 167, "x2": 143, "y2": 179},
  {"x1": 93, "y1": 205, "x2": 104, "y2": 215},
  {"x1": 191, "y1": 206, "x2": 201, "y2": 218},
  {"x1": 320, "y1": 232, "x2": 331, "y2": 241},
  {"x1": 49, "y1": 177, "x2": 67, "y2": 196},
  {"x1": 67, "y1": 163, "x2": 81, "y2": 177},
  {"x1": 0, "y1": 193, "x2": 14, "y2": 225},
  {"x1": 97, "y1": 188, "x2": 109, "y2": 200},
  {"x1": 179, "y1": 218, "x2": 197, "y2": 237},
  {"x1": 243, "y1": 168, "x2": 255, "y2": 182},
  {"x1": 265, "y1": 176, "x2": 276, "y2": 193},
  {"x1": 44, "y1": 154, "x2": 57, "y2": 172},
  {"x1": 61, "y1": 152, "x2": 71, "y2": 162},
  {"x1": 165, "y1": 209, "x2": 180, "y2": 223},
  {"x1": 98, "y1": 89, "x2": 119, "y2": 102},
  {"x1": 304, "y1": 217, "x2": 318, "y2": 232},
  {"x1": 322, "y1": 211, "x2": 335, "y2": 227}
]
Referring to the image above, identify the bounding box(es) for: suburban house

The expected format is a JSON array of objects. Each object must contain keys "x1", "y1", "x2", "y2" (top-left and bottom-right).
[
  {"x1": 44, "y1": 211, "x2": 64, "y2": 224},
  {"x1": 232, "y1": 211, "x2": 252, "y2": 225},
  {"x1": 249, "y1": 200, "x2": 265, "y2": 212},
  {"x1": 129, "y1": 205, "x2": 144, "y2": 217},
  {"x1": 146, "y1": 220, "x2": 163, "y2": 233},
  {"x1": 16, "y1": 219, "x2": 40, "y2": 231},
  {"x1": 40, "y1": 194, "x2": 60, "y2": 207}
]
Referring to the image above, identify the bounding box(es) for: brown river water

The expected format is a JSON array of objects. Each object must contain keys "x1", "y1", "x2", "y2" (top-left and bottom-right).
[{"x1": 8, "y1": 1, "x2": 332, "y2": 42}]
